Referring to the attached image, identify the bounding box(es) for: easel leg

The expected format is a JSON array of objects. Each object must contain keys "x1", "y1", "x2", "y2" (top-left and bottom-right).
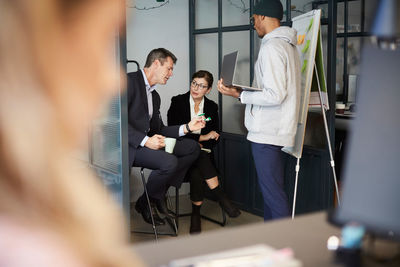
[
  {"x1": 292, "y1": 157, "x2": 301, "y2": 219},
  {"x1": 314, "y1": 65, "x2": 341, "y2": 206}
]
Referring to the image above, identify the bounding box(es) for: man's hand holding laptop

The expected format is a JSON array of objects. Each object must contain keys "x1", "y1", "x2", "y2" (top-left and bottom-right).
[{"x1": 217, "y1": 78, "x2": 243, "y2": 98}]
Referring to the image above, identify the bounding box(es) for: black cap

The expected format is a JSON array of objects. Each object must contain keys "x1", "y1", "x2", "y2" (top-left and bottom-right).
[{"x1": 253, "y1": 0, "x2": 283, "y2": 21}]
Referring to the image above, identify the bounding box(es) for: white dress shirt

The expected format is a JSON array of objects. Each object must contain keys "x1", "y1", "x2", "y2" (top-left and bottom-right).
[
  {"x1": 189, "y1": 95, "x2": 204, "y2": 134},
  {"x1": 140, "y1": 70, "x2": 186, "y2": 147}
]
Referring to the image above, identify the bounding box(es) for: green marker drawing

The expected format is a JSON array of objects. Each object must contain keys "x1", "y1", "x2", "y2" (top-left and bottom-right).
[
  {"x1": 301, "y1": 60, "x2": 308, "y2": 73},
  {"x1": 306, "y1": 18, "x2": 313, "y2": 33},
  {"x1": 302, "y1": 40, "x2": 310, "y2": 53}
]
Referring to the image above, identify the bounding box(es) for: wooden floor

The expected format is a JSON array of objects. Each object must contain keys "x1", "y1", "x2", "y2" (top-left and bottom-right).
[{"x1": 130, "y1": 194, "x2": 263, "y2": 243}]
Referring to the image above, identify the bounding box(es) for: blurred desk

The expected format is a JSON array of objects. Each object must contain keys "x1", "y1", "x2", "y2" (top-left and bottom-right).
[
  {"x1": 335, "y1": 113, "x2": 355, "y2": 181},
  {"x1": 335, "y1": 112, "x2": 355, "y2": 131},
  {"x1": 132, "y1": 212, "x2": 341, "y2": 267}
]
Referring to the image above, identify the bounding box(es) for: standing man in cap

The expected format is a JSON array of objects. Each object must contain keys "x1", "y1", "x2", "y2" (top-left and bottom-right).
[{"x1": 218, "y1": 0, "x2": 301, "y2": 221}]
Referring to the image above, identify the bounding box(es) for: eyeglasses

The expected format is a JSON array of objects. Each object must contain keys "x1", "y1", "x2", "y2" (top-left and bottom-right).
[
  {"x1": 250, "y1": 16, "x2": 255, "y2": 26},
  {"x1": 191, "y1": 80, "x2": 208, "y2": 90}
]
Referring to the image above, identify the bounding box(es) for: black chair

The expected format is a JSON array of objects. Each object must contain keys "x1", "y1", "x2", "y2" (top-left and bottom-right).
[
  {"x1": 172, "y1": 181, "x2": 227, "y2": 229},
  {"x1": 132, "y1": 167, "x2": 178, "y2": 241}
]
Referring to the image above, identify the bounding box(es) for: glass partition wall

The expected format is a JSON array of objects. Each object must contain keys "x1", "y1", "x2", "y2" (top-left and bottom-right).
[
  {"x1": 314, "y1": 0, "x2": 375, "y2": 106},
  {"x1": 190, "y1": 0, "x2": 375, "y2": 142},
  {"x1": 189, "y1": 0, "x2": 336, "y2": 137},
  {"x1": 189, "y1": 0, "x2": 341, "y2": 215},
  {"x1": 190, "y1": 0, "x2": 255, "y2": 136}
]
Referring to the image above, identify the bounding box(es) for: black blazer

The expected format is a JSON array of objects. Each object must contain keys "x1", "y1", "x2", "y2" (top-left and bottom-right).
[
  {"x1": 127, "y1": 70, "x2": 180, "y2": 166},
  {"x1": 167, "y1": 91, "x2": 219, "y2": 150}
]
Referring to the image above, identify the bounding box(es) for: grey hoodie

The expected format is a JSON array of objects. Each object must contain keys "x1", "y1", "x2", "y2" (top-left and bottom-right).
[{"x1": 241, "y1": 26, "x2": 301, "y2": 147}]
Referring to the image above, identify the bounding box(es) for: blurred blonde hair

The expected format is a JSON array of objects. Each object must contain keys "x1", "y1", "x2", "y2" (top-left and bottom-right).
[{"x1": 0, "y1": 0, "x2": 142, "y2": 266}]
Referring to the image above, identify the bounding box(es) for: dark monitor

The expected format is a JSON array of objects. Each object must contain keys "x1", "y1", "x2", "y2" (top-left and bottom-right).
[{"x1": 333, "y1": 44, "x2": 400, "y2": 241}]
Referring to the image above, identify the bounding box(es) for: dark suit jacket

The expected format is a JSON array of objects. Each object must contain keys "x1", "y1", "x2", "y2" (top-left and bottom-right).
[
  {"x1": 167, "y1": 91, "x2": 219, "y2": 150},
  {"x1": 127, "y1": 70, "x2": 180, "y2": 166}
]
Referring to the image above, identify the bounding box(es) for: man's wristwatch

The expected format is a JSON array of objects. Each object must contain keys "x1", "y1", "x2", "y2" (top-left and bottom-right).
[{"x1": 185, "y1": 123, "x2": 192, "y2": 133}]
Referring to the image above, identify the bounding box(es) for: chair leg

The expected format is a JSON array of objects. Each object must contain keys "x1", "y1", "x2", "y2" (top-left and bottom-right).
[
  {"x1": 173, "y1": 187, "x2": 227, "y2": 227},
  {"x1": 166, "y1": 192, "x2": 174, "y2": 210},
  {"x1": 221, "y1": 206, "x2": 227, "y2": 226},
  {"x1": 132, "y1": 168, "x2": 180, "y2": 239},
  {"x1": 175, "y1": 187, "x2": 180, "y2": 229},
  {"x1": 200, "y1": 203, "x2": 227, "y2": 227},
  {"x1": 140, "y1": 168, "x2": 158, "y2": 241},
  {"x1": 166, "y1": 191, "x2": 178, "y2": 235}
]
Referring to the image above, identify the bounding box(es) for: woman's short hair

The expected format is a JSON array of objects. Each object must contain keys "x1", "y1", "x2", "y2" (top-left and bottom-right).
[{"x1": 192, "y1": 70, "x2": 214, "y2": 88}]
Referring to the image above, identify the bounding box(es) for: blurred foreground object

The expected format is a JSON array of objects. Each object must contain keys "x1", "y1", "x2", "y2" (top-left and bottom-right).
[
  {"x1": 0, "y1": 0, "x2": 143, "y2": 266},
  {"x1": 371, "y1": 0, "x2": 400, "y2": 50}
]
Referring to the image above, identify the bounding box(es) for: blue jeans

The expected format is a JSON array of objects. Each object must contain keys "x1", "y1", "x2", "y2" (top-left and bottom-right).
[{"x1": 251, "y1": 142, "x2": 290, "y2": 221}]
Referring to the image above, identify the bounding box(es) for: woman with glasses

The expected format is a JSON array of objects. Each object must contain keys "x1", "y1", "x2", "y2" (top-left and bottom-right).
[{"x1": 167, "y1": 70, "x2": 240, "y2": 234}]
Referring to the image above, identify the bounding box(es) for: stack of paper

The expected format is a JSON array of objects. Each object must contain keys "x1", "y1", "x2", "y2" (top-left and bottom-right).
[{"x1": 168, "y1": 244, "x2": 302, "y2": 267}]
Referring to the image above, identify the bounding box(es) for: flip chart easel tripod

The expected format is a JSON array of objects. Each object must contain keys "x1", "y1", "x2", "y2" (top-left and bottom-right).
[
  {"x1": 282, "y1": 10, "x2": 340, "y2": 219},
  {"x1": 291, "y1": 64, "x2": 341, "y2": 219}
]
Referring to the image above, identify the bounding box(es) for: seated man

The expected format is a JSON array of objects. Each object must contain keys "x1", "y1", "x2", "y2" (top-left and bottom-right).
[{"x1": 128, "y1": 48, "x2": 205, "y2": 225}]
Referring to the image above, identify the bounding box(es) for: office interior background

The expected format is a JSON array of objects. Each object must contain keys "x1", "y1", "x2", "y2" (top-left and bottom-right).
[{"x1": 85, "y1": 0, "x2": 379, "y2": 229}]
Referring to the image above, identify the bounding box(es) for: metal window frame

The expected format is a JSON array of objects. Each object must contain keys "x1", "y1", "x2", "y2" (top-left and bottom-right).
[
  {"x1": 315, "y1": 0, "x2": 370, "y2": 105},
  {"x1": 189, "y1": 0, "x2": 255, "y2": 131}
]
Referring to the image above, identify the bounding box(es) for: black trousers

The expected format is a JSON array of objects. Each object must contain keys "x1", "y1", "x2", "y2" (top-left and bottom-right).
[
  {"x1": 132, "y1": 138, "x2": 200, "y2": 200},
  {"x1": 186, "y1": 150, "x2": 219, "y2": 202}
]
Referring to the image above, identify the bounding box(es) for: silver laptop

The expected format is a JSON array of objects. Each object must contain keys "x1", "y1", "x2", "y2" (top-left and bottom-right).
[{"x1": 220, "y1": 51, "x2": 262, "y2": 91}]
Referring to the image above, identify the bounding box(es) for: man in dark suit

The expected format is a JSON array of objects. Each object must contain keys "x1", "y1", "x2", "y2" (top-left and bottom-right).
[{"x1": 128, "y1": 48, "x2": 205, "y2": 225}]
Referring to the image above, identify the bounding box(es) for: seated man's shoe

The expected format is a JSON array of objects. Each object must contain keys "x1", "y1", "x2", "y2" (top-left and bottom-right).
[
  {"x1": 219, "y1": 195, "x2": 241, "y2": 218},
  {"x1": 189, "y1": 213, "x2": 201, "y2": 234},
  {"x1": 155, "y1": 197, "x2": 175, "y2": 219},
  {"x1": 135, "y1": 196, "x2": 165, "y2": 226}
]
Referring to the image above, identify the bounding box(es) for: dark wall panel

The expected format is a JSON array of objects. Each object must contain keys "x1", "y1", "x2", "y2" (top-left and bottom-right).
[
  {"x1": 218, "y1": 133, "x2": 251, "y2": 209},
  {"x1": 284, "y1": 147, "x2": 334, "y2": 216},
  {"x1": 218, "y1": 134, "x2": 334, "y2": 217}
]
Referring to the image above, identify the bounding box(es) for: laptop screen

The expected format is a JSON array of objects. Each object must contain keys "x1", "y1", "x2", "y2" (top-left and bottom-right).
[{"x1": 220, "y1": 51, "x2": 238, "y2": 86}]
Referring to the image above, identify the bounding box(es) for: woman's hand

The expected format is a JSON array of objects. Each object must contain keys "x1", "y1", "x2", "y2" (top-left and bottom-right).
[
  {"x1": 206, "y1": 131, "x2": 220, "y2": 140},
  {"x1": 199, "y1": 131, "x2": 220, "y2": 142}
]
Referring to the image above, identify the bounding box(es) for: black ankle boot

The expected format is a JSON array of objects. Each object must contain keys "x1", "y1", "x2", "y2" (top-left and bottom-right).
[
  {"x1": 212, "y1": 186, "x2": 241, "y2": 218},
  {"x1": 190, "y1": 204, "x2": 201, "y2": 234},
  {"x1": 219, "y1": 194, "x2": 241, "y2": 218}
]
